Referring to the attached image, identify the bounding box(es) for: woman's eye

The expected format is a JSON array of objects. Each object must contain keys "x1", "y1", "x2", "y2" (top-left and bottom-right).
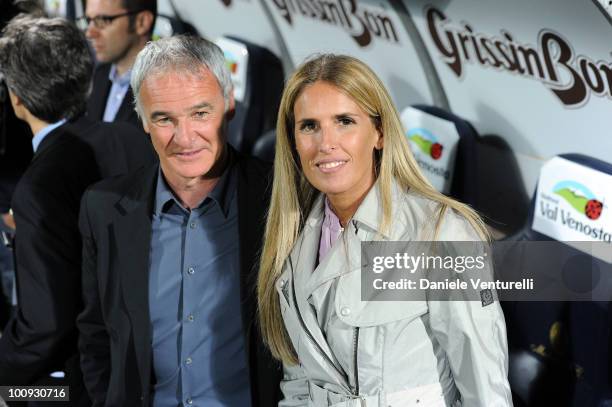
[
  {"x1": 338, "y1": 117, "x2": 355, "y2": 126},
  {"x1": 300, "y1": 121, "x2": 317, "y2": 132}
]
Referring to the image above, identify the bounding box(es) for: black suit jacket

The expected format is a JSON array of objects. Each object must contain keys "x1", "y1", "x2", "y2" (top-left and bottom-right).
[
  {"x1": 87, "y1": 63, "x2": 141, "y2": 130},
  {"x1": 77, "y1": 147, "x2": 281, "y2": 407},
  {"x1": 0, "y1": 123, "x2": 99, "y2": 404},
  {"x1": 0, "y1": 117, "x2": 155, "y2": 402}
]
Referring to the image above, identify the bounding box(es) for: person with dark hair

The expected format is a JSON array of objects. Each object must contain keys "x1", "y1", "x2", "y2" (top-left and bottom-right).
[
  {"x1": 81, "y1": 0, "x2": 156, "y2": 129},
  {"x1": 78, "y1": 35, "x2": 281, "y2": 407},
  {"x1": 0, "y1": 0, "x2": 44, "y2": 329},
  {"x1": 0, "y1": 14, "x2": 154, "y2": 398}
]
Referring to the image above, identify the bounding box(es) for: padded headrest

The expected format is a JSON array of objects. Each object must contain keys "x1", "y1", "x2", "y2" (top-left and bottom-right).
[
  {"x1": 400, "y1": 105, "x2": 479, "y2": 202},
  {"x1": 153, "y1": 15, "x2": 198, "y2": 39},
  {"x1": 531, "y1": 154, "x2": 612, "y2": 261}
]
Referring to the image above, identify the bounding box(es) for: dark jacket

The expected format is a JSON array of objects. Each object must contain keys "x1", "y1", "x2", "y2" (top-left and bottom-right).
[
  {"x1": 0, "y1": 123, "x2": 98, "y2": 405},
  {"x1": 0, "y1": 117, "x2": 155, "y2": 403},
  {"x1": 0, "y1": 82, "x2": 33, "y2": 213},
  {"x1": 77, "y1": 147, "x2": 281, "y2": 407},
  {"x1": 86, "y1": 63, "x2": 141, "y2": 130}
]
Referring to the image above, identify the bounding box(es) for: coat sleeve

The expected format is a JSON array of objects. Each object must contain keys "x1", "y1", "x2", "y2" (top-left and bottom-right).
[
  {"x1": 428, "y1": 210, "x2": 513, "y2": 407},
  {"x1": 0, "y1": 183, "x2": 82, "y2": 384},
  {"x1": 428, "y1": 299, "x2": 513, "y2": 406},
  {"x1": 279, "y1": 362, "x2": 310, "y2": 407},
  {"x1": 76, "y1": 190, "x2": 110, "y2": 406}
]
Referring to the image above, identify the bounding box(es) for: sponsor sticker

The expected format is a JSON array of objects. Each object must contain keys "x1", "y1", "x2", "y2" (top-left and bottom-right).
[
  {"x1": 400, "y1": 107, "x2": 460, "y2": 194},
  {"x1": 532, "y1": 157, "x2": 612, "y2": 262},
  {"x1": 215, "y1": 37, "x2": 249, "y2": 103}
]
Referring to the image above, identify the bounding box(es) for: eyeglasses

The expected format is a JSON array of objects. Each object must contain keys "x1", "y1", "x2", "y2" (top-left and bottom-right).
[{"x1": 77, "y1": 10, "x2": 141, "y2": 30}]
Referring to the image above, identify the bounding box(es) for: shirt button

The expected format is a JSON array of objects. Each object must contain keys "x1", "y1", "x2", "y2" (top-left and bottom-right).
[
  {"x1": 187, "y1": 314, "x2": 194, "y2": 322},
  {"x1": 189, "y1": 222, "x2": 196, "y2": 229},
  {"x1": 185, "y1": 357, "x2": 192, "y2": 365},
  {"x1": 186, "y1": 398, "x2": 193, "y2": 405},
  {"x1": 187, "y1": 267, "x2": 195, "y2": 275},
  {"x1": 279, "y1": 279, "x2": 287, "y2": 288},
  {"x1": 340, "y1": 306, "x2": 351, "y2": 317}
]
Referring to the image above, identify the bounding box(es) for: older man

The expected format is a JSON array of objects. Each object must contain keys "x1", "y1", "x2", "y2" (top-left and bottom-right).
[
  {"x1": 78, "y1": 35, "x2": 281, "y2": 407},
  {"x1": 0, "y1": 14, "x2": 154, "y2": 403},
  {"x1": 82, "y1": 0, "x2": 156, "y2": 128}
]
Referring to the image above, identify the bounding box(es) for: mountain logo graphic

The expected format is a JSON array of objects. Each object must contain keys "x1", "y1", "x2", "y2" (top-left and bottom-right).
[
  {"x1": 553, "y1": 180, "x2": 604, "y2": 220},
  {"x1": 223, "y1": 51, "x2": 238, "y2": 74},
  {"x1": 406, "y1": 128, "x2": 443, "y2": 160}
]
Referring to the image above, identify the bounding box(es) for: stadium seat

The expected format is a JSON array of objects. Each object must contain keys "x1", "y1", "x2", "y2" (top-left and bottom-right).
[
  {"x1": 400, "y1": 105, "x2": 479, "y2": 207},
  {"x1": 251, "y1": 129, "x2": 275, "y2": 163},
  {"x1": 499, "y1": 153, "x2": 612, "y2": 407}
]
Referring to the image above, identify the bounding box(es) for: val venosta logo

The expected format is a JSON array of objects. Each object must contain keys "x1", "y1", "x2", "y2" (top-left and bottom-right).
[
  {"x1": 539, "y1": 179, "x2": 610, "y2": 243},
  {"x1": 553, "y1": 180, "x2": 604, "y2": 220},
  {"x1": 223, "y1": 51, "x2": 238, "y2": 74},
  {"x1": 407, "y1": 128, "x2": 443, "y2": 160}
]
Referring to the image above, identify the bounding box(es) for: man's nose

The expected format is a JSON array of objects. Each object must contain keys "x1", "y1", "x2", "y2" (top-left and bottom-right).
[
  {"x1": 85, "y1": 23, "x2": 98, "y2": 39},
  {"x1": 173, "y1": 119, "x2": 194, "y2": 147}
]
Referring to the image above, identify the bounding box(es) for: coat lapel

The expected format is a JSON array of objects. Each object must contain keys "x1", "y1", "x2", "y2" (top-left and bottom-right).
[
  {"x1": 87, "y1": 64, "x2": 111, "y2": 121},
  {"x1": 291, "y1": 198, "x2": 350, "y2": 385},
  {"x1": 111, "y1": 165, "x2": 157, "y2": 392},
  {"x1": 115, "y1": 86, "x2": 137, "y2": 124}
]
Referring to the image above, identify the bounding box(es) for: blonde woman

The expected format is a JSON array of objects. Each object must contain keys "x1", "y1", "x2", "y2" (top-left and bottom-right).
[{"x1": 258, "y1": 54, "x2": 512, "y2": 407}]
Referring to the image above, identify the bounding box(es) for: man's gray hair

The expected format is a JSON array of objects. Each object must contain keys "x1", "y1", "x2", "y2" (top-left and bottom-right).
[
  {"x1": 0, "y1": 15, "x2": 92, "y2": 122},
  {"x1": 131, "y1": 35, "x2": 233, "y2": 119}
]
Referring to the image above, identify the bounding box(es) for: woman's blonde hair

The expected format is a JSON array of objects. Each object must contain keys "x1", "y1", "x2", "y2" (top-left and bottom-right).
[{"x1": 258, "y1": 54, "x2": 488, "y2": 364}]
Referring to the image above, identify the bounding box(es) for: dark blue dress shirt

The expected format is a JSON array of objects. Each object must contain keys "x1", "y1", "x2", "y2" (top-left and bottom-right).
[{"x1": 148, "y1": 158, "x2": 251, "y2": 407}]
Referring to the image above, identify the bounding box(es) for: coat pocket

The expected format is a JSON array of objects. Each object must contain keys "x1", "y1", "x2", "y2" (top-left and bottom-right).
[
  {"x1": 335, "y1": 269, "x2": 427, "y2": 327},
  {"x1": 385, "y1": 382, "x2": 448, "y2": 407}
]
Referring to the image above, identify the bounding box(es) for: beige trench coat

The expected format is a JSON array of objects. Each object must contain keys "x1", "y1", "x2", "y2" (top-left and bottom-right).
[{"x1": 276, "y1": 182, "x2": 513, "y2": 407}]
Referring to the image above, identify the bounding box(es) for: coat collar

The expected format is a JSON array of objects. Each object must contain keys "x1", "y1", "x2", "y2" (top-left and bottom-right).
[
  {"x1": 114, "y1": 165, "x2": 158, "y2": 217},
  {"x1": 31, "y1": 122, "x2": 69, "y2": 163},
  {"x1": 302, "y1": 180, "x2": 399, "y2": 241}
]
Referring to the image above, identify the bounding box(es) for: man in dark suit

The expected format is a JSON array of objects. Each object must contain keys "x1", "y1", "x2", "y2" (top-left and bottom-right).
[
  {"x1": 0, "y1": 15, "x2": 154, "y2": 401},
  {"x1": 78, "y1": 35, "x2": 281, "y2": 407},
  {"x1": 0, "y1": 0, "x2": 43, "y2": 330},
  {"x1": 82, "y1": 0, "x2": 156, "y2": 129}
]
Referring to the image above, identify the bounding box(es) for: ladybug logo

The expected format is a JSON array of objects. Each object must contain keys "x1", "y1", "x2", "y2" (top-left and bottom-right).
[
  {"x1": 553, "y1": 181, "x2": 604, "y2": 220},
  {"x1": 223, "y1": 51, "x2": 238, "y2": 74},
  {"x1": 585, "y1": 199, "x2": 603, "y2": 220},
  {"x1": 406, "y1": 128, "x2": 444, "y2": 160}
]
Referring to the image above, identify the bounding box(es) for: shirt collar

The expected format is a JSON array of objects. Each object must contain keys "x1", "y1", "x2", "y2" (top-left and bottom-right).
[
  {"x1": 32, "y1": 119, "x2": 67, "y2": 152},
  {"x1": 108, "y1": 64, "x2": 132, "y2": 87},
  {"x1": 153, "y1": 147, "x2": 236, "y2": 218},
  {"x1": 323, "y1": 198, "x2": 342, "y2": 232}
]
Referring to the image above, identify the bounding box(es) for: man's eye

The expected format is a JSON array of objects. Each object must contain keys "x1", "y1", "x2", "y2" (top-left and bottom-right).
[
  {"x1": 155, "y1": 117, "x2": 171, "y2": 125},
  {"x1": 193, "y1": 111, "x2": 208, "y2": 119}
]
